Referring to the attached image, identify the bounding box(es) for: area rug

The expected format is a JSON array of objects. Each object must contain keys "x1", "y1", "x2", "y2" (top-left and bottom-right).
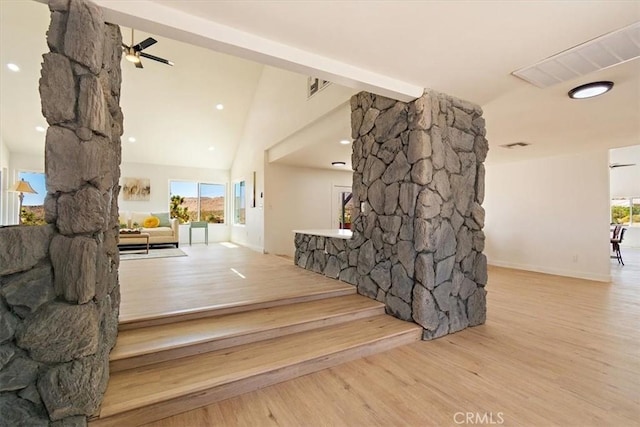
[{"x1": 119, "y1": 248, "x2": 187, "y2": 261}]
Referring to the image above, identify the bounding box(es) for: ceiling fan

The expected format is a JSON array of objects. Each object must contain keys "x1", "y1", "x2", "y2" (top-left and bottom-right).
[
  {"x1": 609, "y1": 163, "x2": 636, "y2": 168},
  {"x1": 122, "y1": 29, "x2": 174, "y2": 69}
]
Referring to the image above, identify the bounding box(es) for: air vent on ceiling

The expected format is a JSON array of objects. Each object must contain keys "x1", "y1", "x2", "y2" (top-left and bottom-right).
[
  {"x1": 307, "y1": 77, "x2": 331, "y2": 99},
  {"x1": 513, "y1": 22, "x2": 640, "y2": 88},
  {"x1": 500, "y1": 142, "x2": 531, "y2": 149}
]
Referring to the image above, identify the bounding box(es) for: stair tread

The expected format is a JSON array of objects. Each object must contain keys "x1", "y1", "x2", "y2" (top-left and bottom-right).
[
  {"x1": 111, "y1": 295, "x2": 384, "y2": 361},
  {"x1": 99, "y1": 315, "x2": 421, "y2": 418}
]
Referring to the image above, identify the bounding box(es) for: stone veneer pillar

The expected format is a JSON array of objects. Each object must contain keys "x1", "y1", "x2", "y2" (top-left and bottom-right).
[
  {"x1": 295, "y1": 89, "x2": 488, "y2": 339},
  {"x1": 0, "y1": 0, "x2": 122, "y2": 425}
]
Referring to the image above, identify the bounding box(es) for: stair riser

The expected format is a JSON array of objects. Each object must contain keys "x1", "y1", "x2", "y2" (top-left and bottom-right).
[
  {"x1": 110, "y1": 305, "x2": 385, "y2": 372},
  {"x1": 119, "y1": 288, "x2": 356, "y2": 331},
  {"x1": 91, "y1": 329, "x2": 421, "y2": 427}
]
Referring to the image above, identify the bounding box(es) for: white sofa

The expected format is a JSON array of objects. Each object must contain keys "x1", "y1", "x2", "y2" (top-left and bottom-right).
[{"x1": 119, "y1": 211, "x2": 180, "y2": 248}]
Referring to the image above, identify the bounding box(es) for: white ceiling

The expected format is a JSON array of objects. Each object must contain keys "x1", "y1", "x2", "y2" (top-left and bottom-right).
[
  {"x1": 1, "y1": 0, "x2": 639, "y2": 172},
  {"x1": 0, "y1": 0, "x2": 264, "y2": 170}
]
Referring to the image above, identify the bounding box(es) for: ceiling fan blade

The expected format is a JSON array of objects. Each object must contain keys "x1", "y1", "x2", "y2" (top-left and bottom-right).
[
  {"x1": 135, "y1": 60, "x2": 143, "y2": 69},
  {"x1": 133, "y1": 37, "x2": 157, "y2": 52},
  {"x1": 139, "y1": 52, "x2": 174, "y2": 66},
  {"x1": 610, "y1": 163, "x2": 636, "y2": 168},
  {"x1": 121, "y1": 43, "x2": 131, "y2": 50}
]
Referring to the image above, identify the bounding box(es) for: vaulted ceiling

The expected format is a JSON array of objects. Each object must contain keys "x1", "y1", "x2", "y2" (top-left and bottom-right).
[{"x1": 1, "y1": 0, "x2": 639, "y2": 171}]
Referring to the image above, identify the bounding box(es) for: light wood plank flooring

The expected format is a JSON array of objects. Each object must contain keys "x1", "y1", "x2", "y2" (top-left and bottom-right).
[
  {"x1": 110, "y1": 295, "x2": 384, "y2": 372},
  {"x1": 118, "y1": 244, "x2": 354, "y2": 327},
  {"x1": 138, "y1": 245, "x2": 640, "y2": 427}
]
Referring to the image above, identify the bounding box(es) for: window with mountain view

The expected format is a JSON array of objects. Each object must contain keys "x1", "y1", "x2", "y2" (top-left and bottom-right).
[{"x1": 169, "y1": 181, "x2": 225, "y2": 224}]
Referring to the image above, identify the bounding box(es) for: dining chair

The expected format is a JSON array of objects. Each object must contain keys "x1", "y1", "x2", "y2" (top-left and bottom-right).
[{"x1": 610, "y1": 227, "x2": 626, "y2": 265}]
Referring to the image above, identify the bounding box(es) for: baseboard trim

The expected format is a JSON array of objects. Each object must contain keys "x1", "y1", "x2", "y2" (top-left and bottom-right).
[
  {"x1": 239, "y1": 243, "x2": 264, "y2": 253},
  {"x1": 488, "y1": 260, "x2": 611, "y2": 283}
]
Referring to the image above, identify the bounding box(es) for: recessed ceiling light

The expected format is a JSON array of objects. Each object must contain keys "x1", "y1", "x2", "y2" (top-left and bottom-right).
[
  {"x1": 35, "y1": 126, "x2": 45, "y2": 133},
  {"x1": 7, "y1": 63, "x2": 20, "y2": 72},
  {"x1": 332, "y1": 161, "x2": 346, "y2": 167},
  {"x1": 339, "y1": 139, "x2": 351, "y2": 145},
  {"x1": 208, "y1": 146, "x2": 215, "y2": 151},
  {"x1": 128, "y1": 137, "x2": 136, "y2": 143},
  {"x1": 568, "y1": 81, "x2": 614, "y2": 99},
  {"x1": 215, "y1": 104, "x2": 224, "y2": 110}
]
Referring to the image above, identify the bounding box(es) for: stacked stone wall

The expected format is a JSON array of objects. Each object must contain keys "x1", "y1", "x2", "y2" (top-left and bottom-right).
[
  {"x1": 0, "y1": 0, "x2": 122, "y2": 425},
  {"x1": 295, "y1": 89, "x2": 488, "y2": 340}
]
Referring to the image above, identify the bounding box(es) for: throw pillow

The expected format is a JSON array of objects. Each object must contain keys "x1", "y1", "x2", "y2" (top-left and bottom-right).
[
  {"x1": 143, "y1": 216, "x2": 160, "y2": 228},
  {"x1": 152, "y1": 212, "x2": 171, "y2": 227},
  {"x1": 131, "y1": 212, "x2": 148, "y2": 228}
]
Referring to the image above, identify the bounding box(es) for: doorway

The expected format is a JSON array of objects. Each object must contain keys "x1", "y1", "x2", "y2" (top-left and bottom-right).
[
  {"x1": 332, "y1": 185, "x2": 353, "y2": 230},
  {"x1": 609, "y1": 145, "x2": 640, "y2": 279}
]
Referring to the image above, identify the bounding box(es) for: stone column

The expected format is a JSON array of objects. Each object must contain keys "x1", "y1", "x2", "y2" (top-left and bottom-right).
[
  {"x1": 349, "y1": 90, "x2": 488, "y2": 339},
  {"x1": 0, "y1": 0, "x2": 123, "y2": 425}
]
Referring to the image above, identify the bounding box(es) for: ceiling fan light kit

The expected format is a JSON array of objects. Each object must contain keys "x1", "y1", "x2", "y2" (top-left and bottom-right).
[
  {"x1": 122, "y1": 29, "x2": 173, "y2": 69},
  {"x1": 125, "y1": 50, "x2": 140, "y2": 64}
]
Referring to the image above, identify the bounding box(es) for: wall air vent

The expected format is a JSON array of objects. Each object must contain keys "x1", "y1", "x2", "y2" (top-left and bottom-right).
[
  {"x1": 512, "y1": 22, "x2": 640, "y2": 88},
  {"x1": 307, "y1": 77, "x2": 331, "y2": 99},
  {"x1": 500, "y1": 142, "x2": 531, "y2": 149}
]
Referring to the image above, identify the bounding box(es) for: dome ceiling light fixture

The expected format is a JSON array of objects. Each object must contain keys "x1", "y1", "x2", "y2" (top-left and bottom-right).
[
  {"x1": 568, "y1": 81, "x2": 614, "y2": 99},
  {"x1": 332, "y1": 161, "x2": 346, "y2": 167}
]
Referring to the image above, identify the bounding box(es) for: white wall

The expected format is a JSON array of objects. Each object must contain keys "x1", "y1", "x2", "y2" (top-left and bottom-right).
[
  {"x1": 264, "y1": 163, "x2": 352, "y2": 257},
  {"x1": 609, "y1": 144, "x2": 640, "y2": 199},
  {"x1": 484, "y1": 149, "x2": 611, "y2": 282},
  {"x1": 120, "y1": 162, "x2": 230, "y2": 243},
  {"x1": 230, "y1": 66, "x2": 357, "y2": 252}
]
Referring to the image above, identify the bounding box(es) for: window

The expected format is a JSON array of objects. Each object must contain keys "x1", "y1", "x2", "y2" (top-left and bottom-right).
[
  {"x1": 233, "y1": 181, "x2": 246, "y2": 225},
  {"x1": 169, "y1": 180, "x2": 225, "y2": 224},
  {"x1": 611, "y1": 197, "x2": 640, "y2": 227},
  {"x1": 18, "y1": 171, "x2": 46, "y2": 225},
  {"x1": 199, "y1": 183, "x2": 225, "y2": 223}
]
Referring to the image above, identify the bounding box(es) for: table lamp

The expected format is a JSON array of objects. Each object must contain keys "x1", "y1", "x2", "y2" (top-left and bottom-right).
[{"x1": 9, "y1": 179, "x2": 38, "y2": 225}]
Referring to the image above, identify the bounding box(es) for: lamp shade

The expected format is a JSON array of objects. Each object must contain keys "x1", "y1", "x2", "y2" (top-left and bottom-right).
[{"x1": 9, "y1": 179, "x2": 37, "y2": 194}]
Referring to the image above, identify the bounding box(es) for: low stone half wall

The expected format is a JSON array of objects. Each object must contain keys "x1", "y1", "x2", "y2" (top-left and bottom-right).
[
  {"x1": 0, "y1": 0, "x2": 123, "y2": 425},
  {"x1": 294, "y1": 234, "x2": 359, "y2": 285},
  {"x1": 295, "y1": 89, "x2": 488, "y2": 340}
]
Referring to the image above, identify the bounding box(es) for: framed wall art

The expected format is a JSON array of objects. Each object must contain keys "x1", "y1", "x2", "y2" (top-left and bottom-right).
[{"x1": 122, "y1": 177, "x2": 151, "y2": 201}]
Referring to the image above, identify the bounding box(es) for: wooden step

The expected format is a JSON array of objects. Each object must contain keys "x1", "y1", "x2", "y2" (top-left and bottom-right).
[
  {"x1": 110, "y1": 295, "x2": 385, "y2": 372},
  {"x1": 92, "y1": 315, "x2": 421, "y2": 427},
  {"x1": 119, "y1": 284, "x2": 356, "y2": 330}
]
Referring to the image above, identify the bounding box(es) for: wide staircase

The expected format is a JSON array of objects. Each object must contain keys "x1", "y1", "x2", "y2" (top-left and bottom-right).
[{"x1": 90, "y1": 283, "x2": 421, "y2": 426}]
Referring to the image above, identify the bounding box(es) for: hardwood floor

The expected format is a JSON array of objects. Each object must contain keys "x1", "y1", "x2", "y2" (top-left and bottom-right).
[
  {"x1": 118, "y1": 244, "x2": 354, "y2": 328},
  {"x1": 95, "y1": 244, "x2": 419, "y2": 426},
  {"x1": 138, "y1": 245, "x2": 640, "y2": 427}
]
